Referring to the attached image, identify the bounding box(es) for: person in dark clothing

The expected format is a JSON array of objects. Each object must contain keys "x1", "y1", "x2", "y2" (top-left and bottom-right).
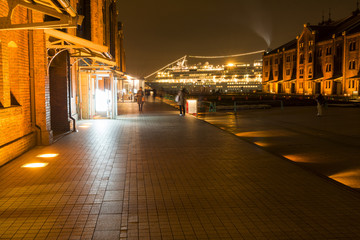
[
  {"x1": 136, "y1": 87, "x2": 145, "y2": 111},
  {"x1": 315, "y1": 93, "x2": 325, "y2": 116},
  {"x1": 176, "y1": 88, "x2": 186, "y2": 116}
]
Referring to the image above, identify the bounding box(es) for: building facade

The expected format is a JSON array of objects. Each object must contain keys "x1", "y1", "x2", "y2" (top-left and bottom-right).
[
  {"x1": 0, "y1": 0, "x2": 125, "y2": 166},
  {"x1": 263, "y1": 8, "x2": 360, "y2": 97}
]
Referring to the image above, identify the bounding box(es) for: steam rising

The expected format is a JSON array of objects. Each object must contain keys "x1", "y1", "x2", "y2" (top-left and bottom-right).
[{"x1": 243, "y1": 0, "x2": 272, "y2": 47}]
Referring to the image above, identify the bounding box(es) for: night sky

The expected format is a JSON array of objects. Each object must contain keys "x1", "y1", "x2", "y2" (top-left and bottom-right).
[{"x1": 117, "y1": 0, "x2": 358, "y2": 78}]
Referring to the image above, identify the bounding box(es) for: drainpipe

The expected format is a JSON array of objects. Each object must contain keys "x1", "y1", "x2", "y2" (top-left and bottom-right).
[
  {"x1": 67, "y1": 53, "x2": 77, "y2": 132},
  {"x1": 28, "y1": 9, "x2": 42, "y2": 144}
]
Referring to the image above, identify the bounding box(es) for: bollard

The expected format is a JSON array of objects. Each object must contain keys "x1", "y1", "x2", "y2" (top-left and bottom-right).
[
  {"x1": 234, "y1": 101, "x2": 237, "y2": 113},
  {"x1": 280, "y1": 100, "x2": 284, "y2": 110}
]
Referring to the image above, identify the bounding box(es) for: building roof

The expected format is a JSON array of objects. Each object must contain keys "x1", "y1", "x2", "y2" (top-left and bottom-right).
[
  {"x1": 265, "y1": 8, "x2": 360, "y2": 56},
  {"x1": 265, "y1": 39, "x2": 297, "y2": 56},
  {"x1": 309, "y1": 9, "x2": 360, "y2": 41}
]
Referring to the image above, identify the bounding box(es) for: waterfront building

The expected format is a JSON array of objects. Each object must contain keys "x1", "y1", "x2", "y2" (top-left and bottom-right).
[
  {"x1": 147, "y1": 60, "x2": 262, "y2": 94},
  {"x1": 263, "y1": 6, "x2": 360, "y2": 97},
  {"x1": 0, "y1": 0, "x2": 126, "y2": 165}
]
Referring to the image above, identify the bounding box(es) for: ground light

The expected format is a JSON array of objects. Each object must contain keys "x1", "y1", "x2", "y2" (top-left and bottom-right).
[
  {"x1": 21, "y1": 163, "x2": 48, "y2": 168},
  {"x1": 36, "y1": 153, "x2": 59, "y2": 158}
]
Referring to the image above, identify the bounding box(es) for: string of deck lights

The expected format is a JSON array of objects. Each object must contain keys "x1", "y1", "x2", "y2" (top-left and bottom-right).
[{"x1": 144, "y1": 49, "x2": 265, "y2": 79}]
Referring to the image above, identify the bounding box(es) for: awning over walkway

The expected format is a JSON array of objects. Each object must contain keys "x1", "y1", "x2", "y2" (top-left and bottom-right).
[
  {"x1": 45, "y1": 29, "x2": 116, "y2": 67},
  {"x1": 0, "y1": 0, "x2": 83, "y2": 30}
]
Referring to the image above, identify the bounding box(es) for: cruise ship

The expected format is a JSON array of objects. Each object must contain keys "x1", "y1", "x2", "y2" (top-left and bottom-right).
[{"x1": 146, "y1": 60, "x2": 263, "y2": 94}]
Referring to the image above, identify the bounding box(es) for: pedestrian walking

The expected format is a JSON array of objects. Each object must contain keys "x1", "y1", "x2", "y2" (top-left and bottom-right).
[
  {"x1": 136, "y1": 87, "x2": 145, "y2": 111},
  {"x1": 315, "y1": 93, "x2": 325, "y2": 116},
  {"x1": 176, "y1": 88, "x2": 186, "y2": 116}
]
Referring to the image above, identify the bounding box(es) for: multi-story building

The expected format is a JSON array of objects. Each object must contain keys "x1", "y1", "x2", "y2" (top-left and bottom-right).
[
  {"x1": 0, "y1": 0, "x2": 126, "y2": 166},
  {"x1": 263, "y1": 7, "x2": 360, "y2": 97}
]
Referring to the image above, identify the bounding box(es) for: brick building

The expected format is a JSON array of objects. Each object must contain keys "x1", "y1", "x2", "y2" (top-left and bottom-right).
[
  {"x1": 263, "y1": 7, "x2": 360, "y2": 97},
  {"x1": 0, "y1": 0, "x2": 125, "y2": 166}
]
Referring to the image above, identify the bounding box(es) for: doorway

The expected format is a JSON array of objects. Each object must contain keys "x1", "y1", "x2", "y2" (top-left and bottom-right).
[{"x1": 49, "y1": 51, "x2": 70, "y2": 136}]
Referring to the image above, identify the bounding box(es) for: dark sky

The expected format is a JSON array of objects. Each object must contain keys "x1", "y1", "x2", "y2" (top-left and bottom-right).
[{"x1": 117, "y1": 0, "x2": 357, "y2": 78}]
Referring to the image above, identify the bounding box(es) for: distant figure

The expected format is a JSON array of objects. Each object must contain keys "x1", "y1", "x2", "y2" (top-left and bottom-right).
[
  {"x1": 153, "y1": 89, "x2": 157, "y2": 100},
  {"x1": 136, "y1": 87, "x2": 145, "y2": 111},
  {"x1": 315, "y1": 93, "x2": 325, "y2": 116},
  {"x1": 177, "y1": 88, "x2": 186, "y2": 116}
]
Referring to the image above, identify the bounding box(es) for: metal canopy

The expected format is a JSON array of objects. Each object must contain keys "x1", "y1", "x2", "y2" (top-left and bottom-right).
[
  {"x1": 45, "y1": 29, "x2": 116, "y2": 68},
  {"x1": 0, "y1": 0, "x2": 83, "y2": 30}
]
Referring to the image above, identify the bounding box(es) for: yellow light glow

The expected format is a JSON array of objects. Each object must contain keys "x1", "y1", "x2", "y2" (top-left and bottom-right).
[
  {"x1": 227, "y1": 63, "x2": 235, "y2": 67},
  {"x1": 283, "y1": 154, "x2": 310, "y2": 163},
  {"x1": 253, "y1": 141, "x2": 270, "y2": 147},
  {"x1": 235, "y1": 130, "x2": 294, "y2": 138},
  {"x1": 22, "y1": 163, "x2": 48, "y2": 168},
  {"x1": 79, "y1": 126, "x2": 90, "y2": 128},
  {"x1": 37, "y1": 153, "x2": 58, "y2": 158},
  {"x1": 330, "y1": 170, "x2": 360, "y2": 189}
]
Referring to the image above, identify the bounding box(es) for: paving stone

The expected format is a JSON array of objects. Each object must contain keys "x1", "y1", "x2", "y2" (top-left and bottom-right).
[{"x1": 0, "y1": 100, "x2": 360, "y2": 239}]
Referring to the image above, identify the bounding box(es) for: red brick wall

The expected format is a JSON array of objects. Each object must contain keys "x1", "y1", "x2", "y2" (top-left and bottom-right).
[{"x1": 0, "y1": 5, "x2": 50, "y2": 165}]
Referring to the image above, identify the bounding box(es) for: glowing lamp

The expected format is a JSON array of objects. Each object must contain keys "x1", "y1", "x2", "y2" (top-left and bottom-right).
[
  {"x1": 22, "y1": 163, "x2": 48, "y2": 168},
  {"x1": 37, "y1": 154, "x2": 58, "y2": 158}
]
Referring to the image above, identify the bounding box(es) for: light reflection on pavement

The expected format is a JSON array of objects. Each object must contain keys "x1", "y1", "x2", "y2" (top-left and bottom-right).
[{"x1": 198, "y1": 106, "x2": 360, "y2": 190}]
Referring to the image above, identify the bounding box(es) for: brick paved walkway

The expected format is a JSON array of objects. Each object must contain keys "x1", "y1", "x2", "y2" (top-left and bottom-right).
[{"x1": 1, "y1": 100, "x2": 360, "y2": 239}]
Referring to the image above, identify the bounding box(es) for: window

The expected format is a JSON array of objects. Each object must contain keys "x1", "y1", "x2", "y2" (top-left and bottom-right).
[
  {"x1": 326, "y1": 64, "x2": 332, "y2": 72},
  {"x1": 299, "y1": 82, "x2": 304, "y2": 88},
  {"x1": 308, "y1": 52, "x2": 313, "y2": 63},
  {"x1": 299, "y1": 42, "x2": 304, "y2": 49},
  {"x1": 349, "y1": 60, "x2": 356, "y2": 70},
  {"x1": 325, "y1": 81, "x2": 331, "y2": 89},
  {"x1": 299, "y1": 69, "x2": 304, "y2": 78},
  {"x1": 308, "y1": 68, "x2": 313, "y2": 78},
  {"x1": 308, "y1": 82, "x2": 312, "y2": 88},
  {"x1": 265, "y1": 72, "x2": 269, "y2": 77},
  {"x1": 309, "y1": 40, "x2": 314, "y2": 47},
  {"x1": 286, "y1": 56, "x2": 291, "y2": 62},
  {"x1": 317, "y1": 48, "x2": 322, "y2": 57},
  {"x1": 275, "y1": 71, "x2": 278, "y2": 76},
  {"x1": 300, "y1": 54, "x2": 304, "y2": 64},
  {"x1": 349, "y1": 80, "x2": 355, "y2": 88},
  {"x1": 293, "y1": 55, "x2": 297, "y2": 61},
  {"x1": 286, "y1": 69, "x2": 290, "y2": 75},
  {"x1": 326, "y1": 47, "x2": 332, "y2": 55},
  {"x1": 349, "y1": 42, "x2": 356, "y2": 51},
  {"x1": 264, "y1": 61, "x2": 268, "y2": 66}
]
